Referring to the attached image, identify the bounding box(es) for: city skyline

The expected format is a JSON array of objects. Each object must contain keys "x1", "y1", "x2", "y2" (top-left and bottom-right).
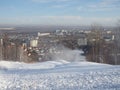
[{"x1": 0, "y1": 0, "x2": 120, "y2": 26}]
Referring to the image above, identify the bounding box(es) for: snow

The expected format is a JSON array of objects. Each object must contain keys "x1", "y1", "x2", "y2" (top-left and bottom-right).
[
  {"x1": 0, "y1": 60, "x2": 120, "y2": 90},
  {"x1": 0, "y1": 50, "x2": 120, "y2": 90}
]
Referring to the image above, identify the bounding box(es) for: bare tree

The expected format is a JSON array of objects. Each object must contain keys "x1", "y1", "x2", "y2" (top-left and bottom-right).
[
  {"x1": 113, "y1": 20, "x2": 120, "y2": 64},
  {"x1": 87, "y1": 23, "x2": 104, "y2": 63}
]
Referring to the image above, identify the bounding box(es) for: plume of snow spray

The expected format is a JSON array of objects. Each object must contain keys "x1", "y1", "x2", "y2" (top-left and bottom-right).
[{"x1": 49, "y1": 45, "x2": 86, "y2": 62}]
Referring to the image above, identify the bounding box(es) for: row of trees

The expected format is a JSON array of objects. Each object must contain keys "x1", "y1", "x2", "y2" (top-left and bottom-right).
[
  {"x1": 0, "y1": 33, "x2": 39, "y2": 63},
  {"x1": 86, "y1": 22, "x2": 120, "y2": 65}
]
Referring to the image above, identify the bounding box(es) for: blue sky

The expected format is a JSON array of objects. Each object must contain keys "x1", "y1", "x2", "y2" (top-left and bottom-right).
[{"x1": 0, "y1": 0, "x2": 120, "y2": 26}]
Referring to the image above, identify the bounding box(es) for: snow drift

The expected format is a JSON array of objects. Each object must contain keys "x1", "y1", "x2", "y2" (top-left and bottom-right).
[
  {"x1": 0, "y1": 60, "x2": 120, "y2": 90},
  {"x1": 0, "y1": 50, "x2": 120, "y2": 90}
]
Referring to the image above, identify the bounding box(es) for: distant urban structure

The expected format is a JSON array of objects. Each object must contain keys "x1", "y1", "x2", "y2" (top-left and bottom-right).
[{"x1": 0, "y1": 26, "x2": 119, "y2": 65}]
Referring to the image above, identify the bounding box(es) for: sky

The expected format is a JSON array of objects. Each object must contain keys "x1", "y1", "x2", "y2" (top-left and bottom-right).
[{"x1": 0, "y1": 0, "x2": 120, "y2": 26}]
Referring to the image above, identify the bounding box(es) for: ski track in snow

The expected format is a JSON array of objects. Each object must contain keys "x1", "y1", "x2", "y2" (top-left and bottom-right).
[{"x1": 0, "y1": 60, "x2": 120, "y2": 90}]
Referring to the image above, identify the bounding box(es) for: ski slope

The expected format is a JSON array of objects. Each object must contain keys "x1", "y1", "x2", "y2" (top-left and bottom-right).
[{"x1": 0, "y1": 60, "x2": 120, "y2": 90}]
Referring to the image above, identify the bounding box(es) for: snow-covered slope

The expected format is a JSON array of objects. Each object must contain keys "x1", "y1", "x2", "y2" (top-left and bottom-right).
[{"x1": 0, "y1": 60, "x2": 120, "y2": 90}]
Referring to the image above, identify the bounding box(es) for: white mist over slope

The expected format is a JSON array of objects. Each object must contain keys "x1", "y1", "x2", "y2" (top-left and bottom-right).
[
  {"x1": 0, "y1": 50, "x2": 120, "y2": 90},
  {"x1": 49, "y1": 45, "x2": 86, "y2": 62},
  {"x1": 52, "y1": 50, "x2": 85, "y2": 62}
]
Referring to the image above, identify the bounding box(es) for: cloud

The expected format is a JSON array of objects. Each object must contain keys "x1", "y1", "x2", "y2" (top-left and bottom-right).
[
  {"x1": 32, "y1": 0, "x2": 72, "y2": 3},
  {"x1": 51, "y1": 4, "x2": 69, "y2": 8},
  {"x1": 100, "y1": 0, "x2": 120, "y2": 6},
  {"x1": 77, "y1": 0, "x2": 120, "y2": 12},
  {"x1": 102, "y1": 0, "x2": 120, "y2": 9},
  {"x1": 31, "y1": 0, "x2": 120, "y2": 12},
  {"x1": 1, "y1": 16, "x2": 117, "y2": 26}
]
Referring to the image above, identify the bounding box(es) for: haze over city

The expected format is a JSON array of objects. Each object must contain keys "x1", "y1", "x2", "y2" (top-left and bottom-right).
[
  {"x1": 0, "y1": 0, "x2": 120, "y2": 90},
  {"x1": 0, "y1": 0, "x2": 120, "y2": 26}
]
